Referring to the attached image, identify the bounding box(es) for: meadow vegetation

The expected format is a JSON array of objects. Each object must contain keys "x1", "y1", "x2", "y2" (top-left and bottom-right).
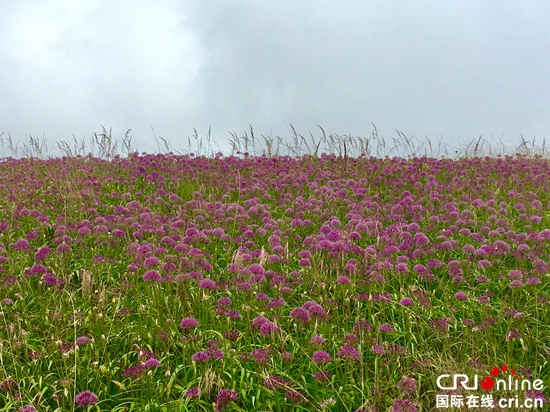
[{"x1": 0, "y1": 127, "x2": 548, "y2": 411}]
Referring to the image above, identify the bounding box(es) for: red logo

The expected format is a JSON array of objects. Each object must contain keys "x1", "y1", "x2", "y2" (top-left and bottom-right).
[{"x1": 481, "y1": 365, "x2": 519, "y2": 391}]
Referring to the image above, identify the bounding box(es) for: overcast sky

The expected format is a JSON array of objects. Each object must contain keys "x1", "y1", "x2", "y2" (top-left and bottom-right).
[{"x1": 1, "y1": 0, "x2": 549, "y2": 158}]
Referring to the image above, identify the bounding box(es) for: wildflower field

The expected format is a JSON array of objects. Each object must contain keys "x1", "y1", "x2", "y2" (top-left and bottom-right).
[{"x1": 0, "y1": 132, "x2": 549, "y2": 411}]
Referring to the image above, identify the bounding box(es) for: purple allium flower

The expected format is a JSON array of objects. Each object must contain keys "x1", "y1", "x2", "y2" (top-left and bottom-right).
[
  {"x1": 2, "y1": 298, "x2": 14, "y2": 305},
  {"x1": 285, "y1": 390, "x2": 305, "y2": 404},
  {"x1": 525, "y1": 276, "x2": 541, "y2": 285},
  {"x1": 370, "y1": 345, "x2": 386, "y2": 355},
  {"x1": 313, "y1": 370, "x2": 332, "y2": 383},
  {"x1": 290, "y1": 307, "x2": 310, "y2": 323},
  {"x1": 280, "y1": 351, "x2": 294, "y2": 363},
  {"x1": 223, "y1": 330, "x2": 240, "y2": 341},
  {"x1": 412, "y1": 233, "x2": 429, "y2": 247},
  {"x1": 265, "y1": 296, "x2": 285, "y2": 309},
  {"x1": 122, "y1": 364, "x2": 145, "y2": 378},
  {"x1": 524, "y1": 390, "x2": 547, "y2": 404},
  {"x1": 263, "y1": 375, "x2": 292, "y2": 390},
  {"x1": 0, "y1": 379, "x2": 17, "y2": 392},
  {"x1": 311, "y1": 350, "x2": 332, "y2": 365},
  {"x1": 343, "y1": 333, "x2": 359, "y2": 345},
  {"x1": 191, "y1": 351, "x2": 210, "y2": 363},
  {"x1": 34, "y1": 246, "x2": 52, "y2": 262},
  {"x1": 56, "y1": 242, "x2": 71, "y2": 254},
  {"x1": 143, "y1": 256, "x2": 160, "y2": 267},
  {"x1": 379, "y1": 324, "x2": 393, "y2": 333},
  {"x1": 354, "y1": 319, "x2": 373, "y2": 334},
  {"x1": 199, "y1": 278, "x2": 216, "y2": 291},
  {"x1": 337, "y1": 275, "x2": 351, "y2": 284},
  {"x1": 214, "y1": 389, "x2": 238, "y2": 411},
  {"x1": 298, "y1": 258, "x2": 311, "y2": 267},
  {"x1": 185, "y1": 386, "x2": 200, "y2": 399},
  {"x1": 225, "y1": 310, "x2": 242, "y2": 320},
  {"x1": 399, "y1": 298, "x2": 414, "y2": 306},
  {"x1": 251, "y1": 316, "x2": 269, "y2": 329},
  {"x1": 180, "y1": 317, "x2": 199, "y2": 330},
  {"x1": 299, "y1": 250, "x2": 311, "y2": 259},
  {"x1": 397, "y1": 376, "x2": 418, "y2": 394},
  {"x1": 454, "y1": 292, "x2": 468, "y2": 301},
  {"x1": 338, "y1": 345, "x2": 360, "y2": 361},
  {"x1": 19, "y1": 406, "x2": 37, "y2": 412},
  {"x1": 508, "y1": 269, "x2": 523, "y2": 278},
  {"x1": 259, "y1": 321, "x2": 280, "y2": 337},
  {"x1": 509, "y1": 280, "x2": 524, "y2": 288},
  {"x1": 392, "y1": 398, "x2": 419, "y2": 412},
  {"x1": 306, "y1": 303, "x2": 326, "y2": 320},
  {"x1": 206, "y1": 347, "x2": 224, "y2": 360},
  {"x1": 217, "y1": 297, "x2": 232, "y2": 307},
  {"x1": 143, "y1": 358, "x2": 161, "y2": 369},
  {"x1": 14, "y1": 239, "x2": 30, "y2": 251},
  {"x1": 41, "y1": 272, "x2": 58, "y2": 286},
  {"x1": 75, "y1": 336, "x2": 89, "y2": 346},
  {"x1": 75, "y1": 390, "x2": 98, "y2": 407},
  {"x1": 431, "y1": 318, "x2": 448, "y2": 333},
  {"x1": 506, "y1": 329, "x2": 522, "y2": 341},
  {"x1": 143, "y1": 269, "x2": 161, "y2": 283},
  {"x1": 310, "y1": 335, "x2": 325, "y2": 346}
]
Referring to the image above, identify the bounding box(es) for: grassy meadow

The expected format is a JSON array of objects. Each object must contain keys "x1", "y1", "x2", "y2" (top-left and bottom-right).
[{"x1": 0, "y1": 128, "x2": 549, "y2": 411}]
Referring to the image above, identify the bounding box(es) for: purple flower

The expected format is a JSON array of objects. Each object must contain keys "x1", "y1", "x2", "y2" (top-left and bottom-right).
[
  {"x1": 311, "y1": 350, "x2": 332, "y2": 365},
  {"x1": 19, "y1": 407, "x2": 37, "y2": 412},
  {"x1": 180, "y1": 317, "x2": 199, "y2": 330},
  {"x1": 251, "y1": 316, "x2": 269, "y2": 329},
  {"x1": 306, "y1": 303, "x2": 326, "y2": 320},
  {"x1": 34, "y1": 246, "x2": 52, "y2": 262},
  {"x1": 14, "y1": 239, "x2": 30, "y2": 251},
  {"x1": 191, "y1": 352, "x2": 210, "y2": 363},
  {"x1": 338, "y1": 345, "x2": 360, "y2": 361},
  {"x1": 506, "y1": 329, "x2": 522, "y2": 341},
  {"x1": 199, "y1": 278, "x2": 217, "y2": 291},
  {"x1": 400, "y1": 298, "x2": 414, "y2": 307},
  {"x1": 509, "y1": 280, "x2": 524, "y2": 288},
  {"x1": 0, "y1": 379, "x2": 17, "y2": 392},
  {"x1": 75, "y1": 390, "x2": 98, "y2": 407},
  {"x1": 41, "y1": 272, "x2": 58, "y2": 286},
  {"x1": 398, "y1": 376, "x2": 418, "y2": 394},
  {"x1": 298, "y1": 258, "x2": 311, "y2": 267},
  {"x1": 290, "y1": 307, "x2": 310, "y2": 323},
  {"x1": 370, "y1": 345, "x2": 386, "y2": 355},
  {"x1": 379, "y1": 324, "x2": 393, "y2": 333},
  {"x1": 75, "y1": 336, "x2": 89, "y2": 346},
  {"x1": 185, "y1": 386, "x2": 200, "y2": 399},
  {"x1": 143, "y1": 256, "x2": 160, "y2": 267},
  {"x1": 354, "y1": 319, "x2": 373, "y2": 334},
  {"x1": 263, "y1": 375, "x2": 292, "y2": 390},
  {"x1": 412, "y1": 233, "x2": 429, "y2": 247},
  {"x1": 454, "y1": 292, "x2": 468, "y2": 301},
  {"x1": 259, "y1": 321, "x2": 280, "y2": 337},
  {"x1": 310, "y1": 335, "x2": 325, "y2": 346},
  {"x1": 392, "y1": 398, "x2": 419, "y2": 412},
  {"x1": 217, "y1": 297, "x2": 232, "y2": 307},
  {"x1": 508, "y1": 269, "x2": 523, "y2": 278},
  {"x1": 122, "y1": 364, "x2": 145, "y2": 378},
  {"x1": 143, "y1": 270, "x2": 161, "y2": 283},
  {"x1": 143, "y1": 358, "x2": 161, "y2": 369},
  {"x1": 524, "y1": 390, "x2": 547, "y2": 404},
  {"x1": 214, "y1": 389, "x2": 238, "y2": 411},
  {"x1": 313, "y1": 370, "x2": 332, "y2": 382},
  {"x1": 337, "y1": 276, "x2": 351, "y2": 284},
  {"x1": 285, "y1": 390, "x2": 305, "y2": 404},
  {"x1": 225, "y1": 310, "x2": 242, "y2": 320}
]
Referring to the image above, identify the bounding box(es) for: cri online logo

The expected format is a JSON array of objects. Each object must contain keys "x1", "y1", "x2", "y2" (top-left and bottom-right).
[{"x1": 437, "y1": 365, "x2": 545, "y2": 391}]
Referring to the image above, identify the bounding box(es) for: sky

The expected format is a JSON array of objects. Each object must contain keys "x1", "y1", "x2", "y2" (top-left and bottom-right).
[{"x1": 1, "y1": 0, "x2": 549, "y2": 158}]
